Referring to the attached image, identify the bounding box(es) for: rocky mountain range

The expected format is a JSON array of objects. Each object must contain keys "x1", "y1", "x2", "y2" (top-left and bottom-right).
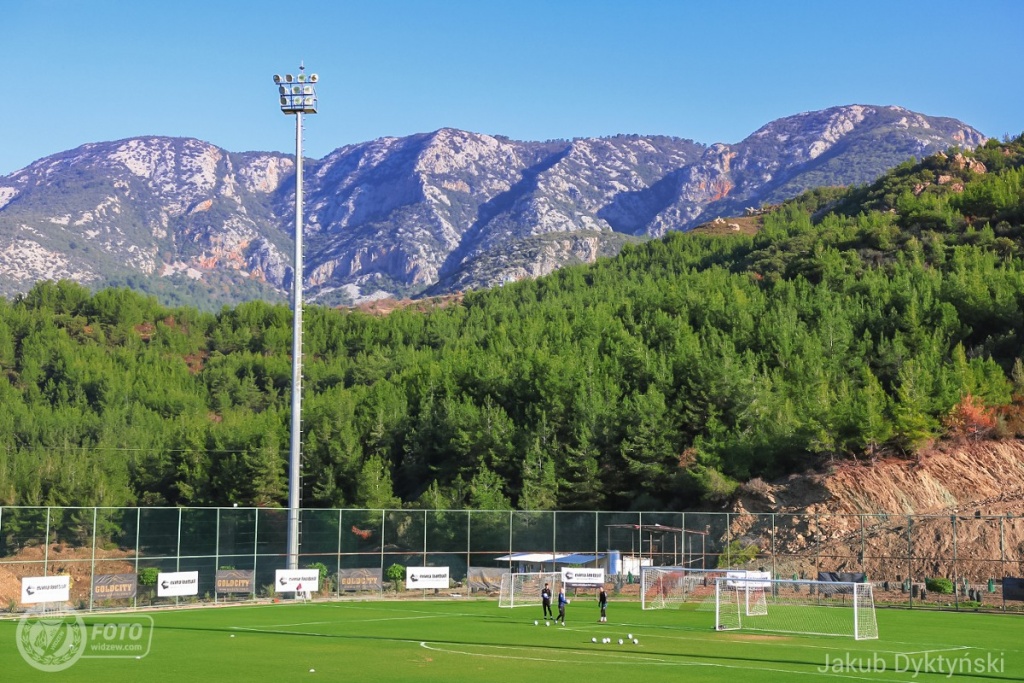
[{"x1": 0, "y1": 104, "x2": 986, "y2": 309}]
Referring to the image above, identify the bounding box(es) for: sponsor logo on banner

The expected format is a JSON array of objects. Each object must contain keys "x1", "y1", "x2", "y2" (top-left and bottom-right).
[
  {"x1": 406, "y1": 566, "x2": 449, "y2": 590},
  {"x1": 157, "y1": 571, "x2": 199, "y2": 597},
  {"x1": 215, "y1": 570, "x2": 254, "y2": 594},
  {"x1": 337, "y1": 568, "x2": 383, "y2": 592},
  {"x1": 275, "y1": 569, "x2": 320, "y2": 593},
  {"x1": 561, "y1": 568, "x2": 605, "y2": 587},
  {"x1": 21, "y1": 576, "x2": 71, "y2": 604},
  {"x1": 92, "y1": 574, "x2": 137, "y2": 600}
]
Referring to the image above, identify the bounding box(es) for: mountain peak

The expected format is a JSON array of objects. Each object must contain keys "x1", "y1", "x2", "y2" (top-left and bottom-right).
[{"x1": 0, "y1": 105, "x2": 986, "y2": 309}]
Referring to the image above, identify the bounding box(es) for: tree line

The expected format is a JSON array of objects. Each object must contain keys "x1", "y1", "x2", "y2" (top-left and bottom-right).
[{"x1": 1, "y1": 135, "x2": 1023, "y2": 518}]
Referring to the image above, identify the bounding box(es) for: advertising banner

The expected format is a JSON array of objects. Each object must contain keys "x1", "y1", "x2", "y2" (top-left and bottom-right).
[
  {"x1": 92, "y1": 573, "x2": 138, "y2": 600},
  {"x1": 157, "y1": 571, "x2": 199, "y2": 597},
  {"x1": 561, "y1": 568, "x2": 605, "y2": 588},
  {"x1": 215, "y1": 570, "x2": 254, "y2": 594},
  {"x1": 21, "y1": 576, "x2": 71, "y2": 604},
  {"x1": 275, "y1": 569, "x2": 320, "y2": 593},
  {"x1": 406, "y1": 566, "x2": 450, "y2": 590},
  {"x1": 337, "y1": 568, "x2": 383, "y2": 592}
]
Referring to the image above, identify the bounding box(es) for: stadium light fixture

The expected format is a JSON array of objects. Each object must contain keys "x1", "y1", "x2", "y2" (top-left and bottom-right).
[{"x1": 273, "y1": 64, "x2": 318, "y2": 571}]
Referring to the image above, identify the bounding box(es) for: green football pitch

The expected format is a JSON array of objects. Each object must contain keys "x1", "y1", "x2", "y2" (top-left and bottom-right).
[{"x1": 1, "y1": 599, "x2": 1021, "y2": 682}]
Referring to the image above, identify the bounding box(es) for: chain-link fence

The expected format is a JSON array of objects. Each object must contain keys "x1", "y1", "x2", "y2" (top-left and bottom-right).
[{"x1": 1, "y1": 506, "x2": 1022, "y2": 613}]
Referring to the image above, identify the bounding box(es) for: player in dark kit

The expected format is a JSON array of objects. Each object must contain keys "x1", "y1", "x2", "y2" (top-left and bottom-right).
[
  {"x1": 555, "y1": 588, "x2": 568, "y2": 625},
  {"x1": 541, "y1": 582, "x2": 553, "y2": 621},
  {"x1": 598, "y1": 587, "x2": 608, "y2": 622}
]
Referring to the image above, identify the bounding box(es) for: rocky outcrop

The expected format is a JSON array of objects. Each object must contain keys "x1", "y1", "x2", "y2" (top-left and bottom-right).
[{"x1": 728, "y1": 441, "x2": 1024, "y2": 580}]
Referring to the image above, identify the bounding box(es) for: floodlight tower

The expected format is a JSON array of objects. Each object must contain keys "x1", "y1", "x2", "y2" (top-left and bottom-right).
[{"x1": 272, "y1": 65, "x2": 318, "y2": 571}]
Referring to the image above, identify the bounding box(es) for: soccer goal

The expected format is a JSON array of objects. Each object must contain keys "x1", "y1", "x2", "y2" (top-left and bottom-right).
[
  {"x1": 498, "y1": 572, "x2": 561, "y2": 608},
  {"x1": 714, "y1": 577, "x2": 878, "y2": 640},
  {"x1": 640, "y1": 567, "x2": 733, "y2": 609}
]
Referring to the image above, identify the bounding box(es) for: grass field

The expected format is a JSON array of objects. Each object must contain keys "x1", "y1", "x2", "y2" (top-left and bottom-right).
[{"x1": 1, "y1": 599, "x2": 1022, "y2": 682}]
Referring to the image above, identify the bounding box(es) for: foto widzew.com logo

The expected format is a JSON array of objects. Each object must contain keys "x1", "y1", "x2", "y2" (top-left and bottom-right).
[
  {"x1": 15, "y1": 607, "x2": 154, "y2": 673},
  {"x1": 15, "y1": 606, "x2": 87, "y2": 672}
]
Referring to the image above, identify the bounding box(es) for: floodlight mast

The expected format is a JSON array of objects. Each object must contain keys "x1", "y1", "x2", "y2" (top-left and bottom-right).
[{"x1": 272, "y1": 65, "x2": 318, "y2": 571}]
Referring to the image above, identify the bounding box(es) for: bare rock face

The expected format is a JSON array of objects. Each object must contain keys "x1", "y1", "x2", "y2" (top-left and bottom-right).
[
  {"x1": 0, "y1": 105, "x2": 986, "y2": 308},
  {"x1": 728, "y1": 441, "x2": 1024, "y2": 581}
]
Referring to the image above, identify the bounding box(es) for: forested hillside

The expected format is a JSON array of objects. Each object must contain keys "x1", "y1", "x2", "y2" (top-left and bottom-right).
[{"x1": 1, "y1": 136, "x2": 1023, "y2": 515}]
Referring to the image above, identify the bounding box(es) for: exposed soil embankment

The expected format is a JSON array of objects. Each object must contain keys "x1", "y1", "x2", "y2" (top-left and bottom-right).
[
  {"x1": 739, "y1": 440, "x2": 1024, "y2": 517},
  {"x1": 729, "y1": 440, "x2": 1024, "y2": 581}
]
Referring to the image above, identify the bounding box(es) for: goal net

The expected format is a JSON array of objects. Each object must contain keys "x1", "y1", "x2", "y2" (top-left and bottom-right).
[
  {"x1": 714, "y1": 577, "x2": 878, "y2": 640},
  {"x1": 641, "y1": 567, "x2": 733, "y2": 610},
  {"x1": 498, "y1": 572, "x2": 561, "y2": 608}
]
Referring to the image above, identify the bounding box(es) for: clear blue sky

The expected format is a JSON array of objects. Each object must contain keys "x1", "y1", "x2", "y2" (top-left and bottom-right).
[{"x1": 2, "y1": 0, "x2": 1022, "y2": 176}]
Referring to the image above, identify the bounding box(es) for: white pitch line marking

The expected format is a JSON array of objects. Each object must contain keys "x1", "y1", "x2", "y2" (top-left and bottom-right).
[{"x1": 418, "y1": 642, "x2": 920, "y2": 682}]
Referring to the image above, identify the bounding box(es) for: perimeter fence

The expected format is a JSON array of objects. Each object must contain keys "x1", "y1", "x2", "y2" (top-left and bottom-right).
[{"x1": 1, "y1": 506, "x2": 1023, "y2": 613}]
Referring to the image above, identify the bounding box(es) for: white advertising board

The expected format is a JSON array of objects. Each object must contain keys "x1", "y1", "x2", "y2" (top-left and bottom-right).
[
  {"x1": 406, "y1": 566, "x2": 450, "y2": 590},
  {"x1": 275, "y1": 569, "x2": 321, "y2": 593},
  {"x1": 726, "y1": 570, "x2": 772, "y2": 588},
  {"x1": 561, "y1": 568, "x2": 605, "y2": 587},
  {"x1": 21, "y1": 575, "x2": 71, "y2": 604},
  {"x1": 157, "y1": 571, "x2": 199, "y2": 597}
]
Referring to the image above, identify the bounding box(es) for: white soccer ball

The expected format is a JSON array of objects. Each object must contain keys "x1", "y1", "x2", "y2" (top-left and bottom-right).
[
  {"x1": 633, "y1": 638, "x2": 639, "y2": 645},
  {"x1": 545, "y1": 621, "x2": 550, "y2": 626},
  {"x1": 309, "y1": 669, "x2": 315, "y2": 673},
  {"x1": 591, "y1": 637, "x2": 597, "y2": 643},
  {"x1": 566, "y1": 599, "x2": 570, "y2": 604},
  {"x1": 627, "y1": 633, "x2": 633, "y2": 639},
  {"x1": 534, "y1": 620, "x2": 538, "y2": 625},
  {"x1": 618, "y1": 639, "x2": 624, "y2": 645}
]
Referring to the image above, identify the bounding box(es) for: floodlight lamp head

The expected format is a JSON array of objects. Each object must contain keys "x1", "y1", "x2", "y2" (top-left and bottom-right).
[
  {"x1": 309, "y1": 74, "x2": 319, "y2": 83},
  {"x1": 285, "y1": 74, "x2": 294, "y2": 83},
  {"x1": 273, "y1": 74, "x2": 282, "y2": 83}
]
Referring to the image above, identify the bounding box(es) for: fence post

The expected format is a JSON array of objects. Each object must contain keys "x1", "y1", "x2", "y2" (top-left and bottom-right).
[
  {"x1": 467, "y1": 510, "x2": 472, "y2": 594},
  {"x1": 813, "y1": 512, "x2": 819, "y2": 576},
  {"x1": 552, "y1": 510, "x2": 557, "y2": 567},
  {"x1": 176, "y1": 507, "x2": 183, "y2": 607},
  {"x1": 771, "y1": 513, "x2": 777, "y2": 579},
  {"x1": 380, "y1": 509, "x2": 386, "y2": 598},
  {"x1": 681, "y1": 512, "x2": 686, "y2": 568},
  {"x1": 860, "y1": 514, "x2": 866, "y2": 575},
  {"x1": 89, "y1": 507, "x2": 98, "y2": 611},
  {"x1": 638, "y1": 511, "x2": 643, "y2": 566},
  {"x1": 1001, "y1": 516, "x2": 1006, "y2": 612},
  {"x1": 214, "y1": 507, "x2": 220, "y2": 605},
  {"x1": 44, "y1": 507, "x2": 51, "y2": 575},
  {"x1": 134, "y1": 507, "x2": 141, "y2": 609},
  {"x1": 907, "y1": 516, "x2": 913, "y2": 608},
  {"x1": 952, "y1": 515, "x2": 959, "y2": 611},
  {"x1": 336, "y1": 509, "x2": 343, "y2": 598},
  {"x1": 253, "y1": 509, "x2": 259, "y2": 598},
  {"x1": 726, "y1": 512, "x2": 731, "y2": 567}
]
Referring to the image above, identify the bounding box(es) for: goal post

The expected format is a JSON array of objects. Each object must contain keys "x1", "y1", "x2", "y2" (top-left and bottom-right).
[
  {"x1": 640, "y1": 567, "x2": 734, "y2": 610},
  {"x1": 714, "y1": 577, "x2": 878, "y2": 640},
  {"x1": 498, "y1": 572, "x2": 561, "y2": 608}
]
